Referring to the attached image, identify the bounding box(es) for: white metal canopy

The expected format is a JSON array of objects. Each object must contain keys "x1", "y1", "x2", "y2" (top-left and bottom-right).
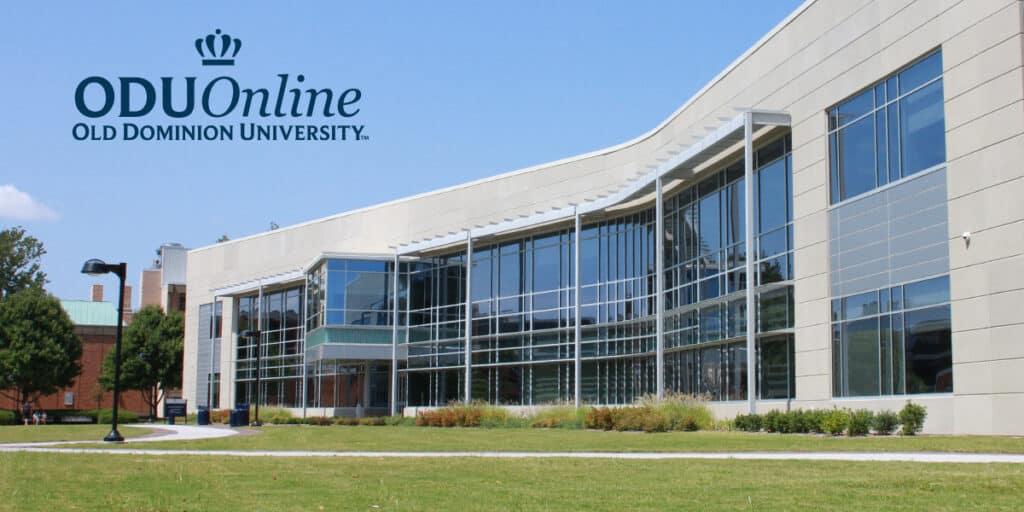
[{"x1": 395, "y1": 109, "x2": 789, "y2": 255}]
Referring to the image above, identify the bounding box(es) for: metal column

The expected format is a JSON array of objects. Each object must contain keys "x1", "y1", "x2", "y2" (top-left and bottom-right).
[
  {"x1": 300, "y1": 283, "x2": 308, "y2": 419},
  {"x1": 390, "y1": 252, "x2": 400, "y2": 416},
  {"x1": 573, "y1": 210, "x2": 582, "y2": 407},
  {"x1": 655, "y1": 177, "x2": 665, "y2": 398},
  {"x1": 743, "y1": 112, "x2": 757, "y2": 414},
  {"x1": 207, "y1": 296, "x2": 219, "y2": 409},
  {"x1": 464, "y1": 232, "x2": 473, "y2": 402}
]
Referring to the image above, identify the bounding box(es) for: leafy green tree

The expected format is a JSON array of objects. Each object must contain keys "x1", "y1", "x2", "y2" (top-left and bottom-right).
[
  {"x1": 100, "y1": 306, "x2": 183, "y2": 417},
  {"x1": 0, "y1": 290, "x2": 82, "y2": 404},
  {"x1": 0, "y1": 226, "x2": 47, "y2": 299}
]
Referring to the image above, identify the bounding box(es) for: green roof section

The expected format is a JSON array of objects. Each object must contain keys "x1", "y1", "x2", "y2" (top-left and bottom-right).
[{"x1": 60, "y1": 300, "x2": 120, "y2": 327}]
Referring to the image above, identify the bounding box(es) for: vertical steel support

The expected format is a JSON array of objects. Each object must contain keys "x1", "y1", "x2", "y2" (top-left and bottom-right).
[
  {"x1": 256, "y1": 281, "x2": 263, "y2": 409},
  {"x1": 744, "y1": 111, "x2": 757, "y2": 414},
  {"x1": 573, "y1": 210, "x2": 582, "y2": 407},
  {"x1": 390, "y1": 252, "x2": 400, "y2": 416},
  {"x1": 464, "y1": 232, "x2": 473, "y2": 402},
  {"x1": 300, "y1": 284, "x2": 307, "y2": 419},
  {"x1": 655, "y1": 177, "x2": 666, "y2": 398},
  {"x1": 208, "y1": 296, "x2": 218, "y2": 410}
]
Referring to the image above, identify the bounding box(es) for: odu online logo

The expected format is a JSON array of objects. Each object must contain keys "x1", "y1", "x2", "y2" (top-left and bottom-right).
[{"x1": 72, "y1": 29, "x2": 367, "y2": 142}]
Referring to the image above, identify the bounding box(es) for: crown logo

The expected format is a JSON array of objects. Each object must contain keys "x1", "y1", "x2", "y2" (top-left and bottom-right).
[{"x1": 195, "y1": 29, "x2": 241, "y2": 66}]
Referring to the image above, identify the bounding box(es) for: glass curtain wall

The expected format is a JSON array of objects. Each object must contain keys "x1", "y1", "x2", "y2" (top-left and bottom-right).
[
  {"x1": 405, "y1": 254, "x2": 467, "y2": 406},
  {"x1": 401, "y1": 135, "x2": 795, "y2": 405},
  {"x1": 577, "y1": 210, "x2": 657, "y2": 404},
  {"x1": 235, "y1": 287, "x2": 304, "y2": 407},
  {"x1": 304, "y1": 259, "x2": 406, "y2": 409},
  {"x1": 661, "y1": 134, "x2": 796, "y2": 401}
]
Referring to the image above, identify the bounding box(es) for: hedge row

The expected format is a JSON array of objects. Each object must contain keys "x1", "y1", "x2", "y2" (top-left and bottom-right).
[
  {"x1": 1, "y1": 409, "x2": 144, "y2": 425},
  {"x1": 733, "y1": 402, "x2": 927, "y2": 436},
  {"x1": 412, "y1": 395, "x2": 715, "y2": 432}
]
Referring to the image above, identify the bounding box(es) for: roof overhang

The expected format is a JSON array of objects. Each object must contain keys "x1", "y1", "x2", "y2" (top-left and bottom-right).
[
  {"x1": 396, "y1": 109, "x2": 790, "y2": 256},
  {"x1": 210, "y1": 268, "x2": 305, "y2": 297}
]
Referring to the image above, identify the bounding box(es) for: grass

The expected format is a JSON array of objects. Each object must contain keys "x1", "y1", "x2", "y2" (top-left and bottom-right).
[
  {"x1": 0, "y1": 452, "x2": 1021, "y2": 510},
  {"x1": 73, "y1": 425, "x2": 1024, "y2": 454},
  {"x1": 0, "y1": 425, "x2": 150, "y2": 443}
]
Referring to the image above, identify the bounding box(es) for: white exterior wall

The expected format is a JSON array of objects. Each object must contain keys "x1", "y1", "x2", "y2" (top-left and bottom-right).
[{"x1": 183, "y1": 0, "x2": 1024, "y2": 434}]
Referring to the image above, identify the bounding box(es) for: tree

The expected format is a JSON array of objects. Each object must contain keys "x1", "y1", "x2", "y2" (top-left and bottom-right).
[
  {"x1": 0, "y1": 226, "x2": 47, "y2": 299},
  {"x1": 0, "y1": 290, "x2": 82, "y2": 405},
  {"x1": 216, "y1": 234, "x2": 229, "y2": 243},
  {"x1": 100, "y1": 306, "x2": 183, "y2": 418}
]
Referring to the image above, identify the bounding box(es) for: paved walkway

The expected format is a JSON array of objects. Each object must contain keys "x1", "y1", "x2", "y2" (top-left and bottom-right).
[
  {"x1": 0, "y1": 423, "x2": 238, "y2": 448},
  {"x1": 2, "y1": 425, "x2": 1022, "y2": 463},
  {"x1": 1, "y1": 446, "x2": 1023, "y2": 463}
]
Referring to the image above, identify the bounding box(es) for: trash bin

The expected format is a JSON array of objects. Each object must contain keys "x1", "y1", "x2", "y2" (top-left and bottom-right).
[
  {"x1": 228, "y1": 410, "x2": 240, "y2": 427},
  {"x1": 197, "y1": 406, "x2": 210, "y2": 426},
  {"x1": 236, "y1": 403, "x2": 250, "y2": 425}
]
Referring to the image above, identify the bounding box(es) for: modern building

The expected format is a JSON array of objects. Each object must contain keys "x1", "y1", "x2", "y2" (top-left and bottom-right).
[
  {"x1": 3, "y1": 291, "x2": 149, "y2": 416},
  {"x1": 183, "y1": 0, "x2": 1024, "y2": 434}
]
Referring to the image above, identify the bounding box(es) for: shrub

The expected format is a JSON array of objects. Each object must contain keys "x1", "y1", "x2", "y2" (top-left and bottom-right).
[
  {"x1": 899, "y1": 402, "x2": 927, "y2": 436},
  {"x1": 528, "y1": 405, "x2": 585, "y2": 429},
  {"x1": 847, "y1": 409, "x2": 874, "y2": 437},
  {"x1": 333, "y1": 417, "x2": 360, "y2": 426},
  {"x1": 309, "y1": 416, "x2": 333, "y2": 426},
  {"x1": 97, "y1": 409, "x2": 139, "y2": 425},
  {"x1": 641, "y1": 410, "x2": 670, "y2": 433},
  {"x1": 266, "y1": 414, "x2": 290, "y2": 425},
  {"x1": 611, "y1": 407, "x2": 645, "y2": 432},
  {"x1": 821, "y1": 409, "x2": 850, "y2": 436},
  {"x1": 258, "y1": 407, "x2": 293, "y2": 421},
  {"x1": 414, "y1": 402, "x2": 508, "y2": 428},
  {"x1": 585, "y1": 407, "x2": 615, "y2": 430},
  {"x1": 803, "y1": 409, "x2": 827, "y2": 434},
  {"x1": 677, "y1": 414, "x2": 699, "y2": 432},
  {"x1": 385, "y1": 415, "x2": 414, "y2": 426},
  {"x1": 210, "y1": 409, "x2": 231, "y2": 424},
  {"x1": 733, "y1": 413, "x2": 763, "y2": 432},
  {"x1": 640, "y1": 394, "x2": 714, "y2": 432},
  {"x1": 0, "y1": 410, "x2": 16, "y2": 425},
  {"x1": 873, "y1": 410, "x2": 899, "y2": 435},
  {"x1": 358, "y1": 417, "x2": 385, "y2": 426},
  {"x1": 763, "y1": 410, "x2": 783, "y2": 433}
]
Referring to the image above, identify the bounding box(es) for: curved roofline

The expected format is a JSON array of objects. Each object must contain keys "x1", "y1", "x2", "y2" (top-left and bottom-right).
[{"x1": 191, "y1": 0, "x2": 815, "y2": 255}]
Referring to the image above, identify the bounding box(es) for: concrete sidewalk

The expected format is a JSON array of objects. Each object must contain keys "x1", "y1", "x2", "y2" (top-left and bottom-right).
[
  {"x1": 2, "y1": 446, "x2": 1023, "y2": 463},
  {"x1": 3, "y1": 426, "x2": 1021, "y2": 463},
  {"x1": 0, "y1": 423, "x2": 239, "y2": 448}
]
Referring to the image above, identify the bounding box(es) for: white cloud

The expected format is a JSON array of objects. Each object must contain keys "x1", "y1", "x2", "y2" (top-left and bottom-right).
[{"x1": 0, "y1": 184, "x2": 59, "y2": 221}]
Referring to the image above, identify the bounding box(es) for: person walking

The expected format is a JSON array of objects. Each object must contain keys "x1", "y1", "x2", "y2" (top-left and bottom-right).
[{"x1": 21, "y1": 402, "x2": 31, "y2": 426}]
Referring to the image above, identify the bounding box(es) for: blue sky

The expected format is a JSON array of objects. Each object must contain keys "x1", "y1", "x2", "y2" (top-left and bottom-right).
[{"x1": 0, "y1": 1, "x2": 802, "y2": 304}]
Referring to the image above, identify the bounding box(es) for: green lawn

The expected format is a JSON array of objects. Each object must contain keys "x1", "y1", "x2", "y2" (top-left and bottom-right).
[
  {"x1": 81, "y1": 425, "x2": 1024, "y2": 453},
  {"x1": 0, "y1": 425, "x2": 150, "y2": 443},
  {"x1": 0, "y1": 452, "x2": 1021, "y2": 511}
]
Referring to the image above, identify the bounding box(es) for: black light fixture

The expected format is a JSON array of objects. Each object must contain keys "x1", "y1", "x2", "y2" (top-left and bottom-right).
[
  {"x1": 239, "y1": 329, "x2": 262, "y2": 426},
  {"x1": 81, "y1": 258, "x2": 128, "y2": 442}
]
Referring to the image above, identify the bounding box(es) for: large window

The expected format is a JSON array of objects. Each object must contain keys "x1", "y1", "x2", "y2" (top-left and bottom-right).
[
  {"x1": 828, "y1": 50, "x2": 945, "y2": 204},
  {"x1": 662, "y1": 134, "x2": 796, "y2": 399},
  {"x1": 832, "y1": 275, "x2": 952, "y2": 397},
  {"x1": 235, "y1": 286, "x2": 305, "y2": 407}
]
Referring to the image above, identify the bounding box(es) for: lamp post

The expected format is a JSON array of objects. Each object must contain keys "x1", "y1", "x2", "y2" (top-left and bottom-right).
[
  {"x1": 240, "y1": 329, "x2": 262, "y2": 426},
  {"x1": 81, "y1": 258, "x2": 127, "y2": 442}
]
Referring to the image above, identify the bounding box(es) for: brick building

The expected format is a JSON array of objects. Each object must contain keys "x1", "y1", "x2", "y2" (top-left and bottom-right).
[{"x1": 3, "y1": 287, "x2": 150, "y2": 417}]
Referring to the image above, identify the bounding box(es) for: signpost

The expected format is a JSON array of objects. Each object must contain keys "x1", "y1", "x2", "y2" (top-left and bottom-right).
[{"x1": 164, "y1": 398, "x2": 187, "y2": 424}]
